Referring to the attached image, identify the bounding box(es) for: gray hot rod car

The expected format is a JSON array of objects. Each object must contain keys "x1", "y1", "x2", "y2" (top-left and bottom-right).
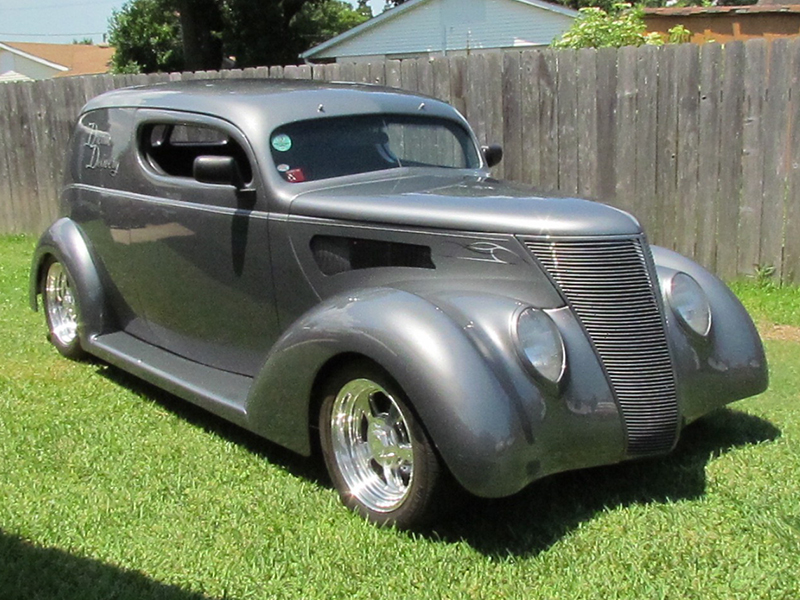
[{"x1": 31, "y1": 79, "x2": 767, "y2": 528}]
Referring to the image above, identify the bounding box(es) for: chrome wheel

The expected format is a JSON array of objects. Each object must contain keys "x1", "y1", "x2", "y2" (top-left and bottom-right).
[
  {"x1": 330, "y1": 377, "x2": 415, "y2": 512},
  {"x1": 44, "y1": 261, "x2": 79, "y2": 347}
]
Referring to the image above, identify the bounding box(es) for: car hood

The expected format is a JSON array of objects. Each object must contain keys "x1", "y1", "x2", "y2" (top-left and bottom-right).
[{"x1": 288, "y1": 173, "x2": 642, "y2": 237}]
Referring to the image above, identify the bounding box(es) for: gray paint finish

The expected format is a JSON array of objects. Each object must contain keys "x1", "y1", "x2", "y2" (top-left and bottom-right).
[{"x1": 31, "y1": 80, "x2": 768, "y2": 499}]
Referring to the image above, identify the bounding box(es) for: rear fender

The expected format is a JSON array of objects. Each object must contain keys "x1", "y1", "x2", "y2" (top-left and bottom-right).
[{"x1": 30, "y1": 218, "x2": 110, "y2": 343}]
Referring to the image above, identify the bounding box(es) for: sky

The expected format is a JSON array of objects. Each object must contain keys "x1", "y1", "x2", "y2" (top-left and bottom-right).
[{"x1": 0, "y1": 0, "x2": 385, "y2": 45}]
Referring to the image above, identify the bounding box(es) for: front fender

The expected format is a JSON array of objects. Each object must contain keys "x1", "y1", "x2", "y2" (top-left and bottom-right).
[
  {"x1": 246, "y1": 287, "x2": 547, "y2": 497},
  {"x1": 30, "y1": 218, "x2": 110, "y2": 343},
  {"x1": 246, "y1": 286, "x2": 627, "y2": 498},
  {"x1": 652, "y1": 246, "x2": 768, "y2": 422}
]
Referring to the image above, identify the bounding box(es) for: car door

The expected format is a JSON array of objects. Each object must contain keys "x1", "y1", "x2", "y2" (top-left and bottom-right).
[{"x1": 123, "y1": 110, "x2": 279, "y2": 376}]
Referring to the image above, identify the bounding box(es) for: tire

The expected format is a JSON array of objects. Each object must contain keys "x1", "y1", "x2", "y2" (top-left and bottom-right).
[
  {"x1": 319, "y1": 362, "x2": 442, "y2": 529},
  {"x1": 41, "y1": 257, "x2": 86, "y2": 360}
]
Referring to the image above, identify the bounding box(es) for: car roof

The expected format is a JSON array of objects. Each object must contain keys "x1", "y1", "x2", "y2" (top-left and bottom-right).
[{"x1": 82, "y1": 79, "x2": 466, "y2": 136}]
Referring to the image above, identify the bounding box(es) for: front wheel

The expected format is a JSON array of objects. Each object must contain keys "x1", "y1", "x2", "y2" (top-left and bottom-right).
[
  {"x1": 319, "y1": 363, "x2": 442, "y2": 529},
  {"x1": 41, "y1": 257, "x2": 85, "y2": 360}
]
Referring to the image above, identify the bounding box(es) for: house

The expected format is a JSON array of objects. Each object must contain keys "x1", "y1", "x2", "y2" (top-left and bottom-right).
[
  {"x1": 0, "y1": 42, "x2": 114, "y2": 83},
  {"x1": 644, "y1": 4, "x2": 800, "y2": 44},
  {"x1": 300, "y1": 0, "x2": 578, "y2": 64}
]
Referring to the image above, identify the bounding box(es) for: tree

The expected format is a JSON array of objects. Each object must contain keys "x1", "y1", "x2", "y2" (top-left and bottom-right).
[
  {"x1": 176, "y1": 0, "x2": 224, "y2": 71},
  {"x1": 108, "y1": 0, "x2": 371, "y2": 73},
  {"x1": 108, "y1": 0, "x2": 183, "y2": 73},
  {"x1": 293, "y1": 1, "x2": 372, "y2": 49}
]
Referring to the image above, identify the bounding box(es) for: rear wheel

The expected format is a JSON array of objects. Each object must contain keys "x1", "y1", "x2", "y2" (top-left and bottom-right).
[
  {"x1": 319, "y1": 363, "x2": 442, "y2": 529},
  {"x1": 42, "y1": 258, "x2": 85, "y2": 360}
]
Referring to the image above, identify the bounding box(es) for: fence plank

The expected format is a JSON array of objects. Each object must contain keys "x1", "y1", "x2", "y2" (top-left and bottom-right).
[
  {"x1": 576, "y1": 48, "x2": 598, "y2": 200},
  {"x1": 0, "y1": 84, "x2": 15, "y2": 234},
  {"x1": 760, "y1": 38, "x2": 793, "y2": 278},
  {"x1": 339, "y1": 62, "x2": 356, "y2": 82},
  {"x1": 695, "y1": 43, "x2": 723, "y2": 271},
  {"x1": 466, "y1": 54, "x2": 487, "y2": 145},
  {"x1": 614, "y1": 45, "x2": 637, "y2": 215},
  {"x1": 400, "y1": 58, "x2": 418, "y2": 92},
  {"x1": 654, "y1": 45, "x2": 678, "y2": 249},
  {"x1": 7, "y1": 83, "x2": 38, "y2": 233},
  {"x1": 312, "y1": 65, "x2": 326, "y2": 80},
  {"x1": 557, "y1": 49, "x2": 578, "y2": 195},
  {"x1": 353, "y1": 62, "x2": 370, "y2": 84},
  {"x1": 431, "y1": 56, "x2": 451, "y2": 104},
  {"x1": 520, "y1": 51, "x2": 541, "y2": 187},
  {"x1": 595, "y1": 47, "x2": 617, "y2": 204},
  {"x1": 675, "y1": 43, "x2": 701, "y2": 259},
  {"x1": 385, "y1": 60, "x2": 401, "y2": 88},
  {"x1": 417, "y1": 58, "x2": 434, "y2": 98},
  {"x1": 537, "y1": 49, "x2": 559, "y2": 193},
  {"x1": 26, "y1": 81, "x2": 52, "y2": 233},
  {"x1": 323, "y1": 63, "x2": 340, "y2": 81},
  {"x1": 448, "y1": 56, "x2": 467, "y2": 118},
  {"x1": 738, "y1": 39, "x2": 768, "y2": 277},
  {"x1": 716, "y1": 42, "x2": 746, "y2": 281},
  {"x1": 484, "y1": 52, "x2": 505, "y2": 179},
  {"x1": 634, "y1": 45, "x2": 658, "y2": 234},
  {"x1": 369, "y1": 61, "x2": 386, "y2": 86},
  {"x1": 502, "y1": 52, "x2": 523, "y2": 182},
  {"x1": 783, "y1": 39, "x2": 800, "y2": 284}
]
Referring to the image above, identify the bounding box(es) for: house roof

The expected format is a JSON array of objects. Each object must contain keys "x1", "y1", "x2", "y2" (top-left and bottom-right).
[
  {"x1": 644, "y1": 4, "x2": 800, "y2": 16},
  {"x1": 0, "y1": 41, "x2": 113, "y2": 77},
  {"x1": 300, "y1": 0, "x2": 578, "y2": 60}
]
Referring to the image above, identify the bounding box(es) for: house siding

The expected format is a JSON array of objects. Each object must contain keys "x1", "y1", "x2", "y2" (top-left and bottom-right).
[
  {"x1": 316, "y1": 0, "x2": 574, "y2": 60},
  {"x1": 0, "y1": 50, "x2": 61, "y2": 80}
]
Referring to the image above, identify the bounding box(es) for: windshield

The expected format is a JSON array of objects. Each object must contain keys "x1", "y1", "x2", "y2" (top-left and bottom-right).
[{"x1": 269, "y1": 114, "x2": 481, "y2": 183}]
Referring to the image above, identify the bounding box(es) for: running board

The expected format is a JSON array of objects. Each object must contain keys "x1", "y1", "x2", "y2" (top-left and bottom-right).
[{"x1": 89, "y1": 331, "x2": 252, "y2": 428}]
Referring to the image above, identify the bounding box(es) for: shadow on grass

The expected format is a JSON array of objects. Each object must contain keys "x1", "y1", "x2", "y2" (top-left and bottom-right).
[
  {"x1": 95, "y1": 364, "x2": 326, "y2": 486},
  {"x1": 427, "y1": 408, "x2": 781, "y2": 557},
  {"x1": 0, "y1": 530, "x2": 215, "y2": 600},
  {"x1": 96, "y1": 365, "x2": 780, "y2": 557}
]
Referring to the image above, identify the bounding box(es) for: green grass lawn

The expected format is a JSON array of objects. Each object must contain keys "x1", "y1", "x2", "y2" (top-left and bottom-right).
[{"x1": 1, "y1": 234, "x2": 798, "y2": 599}]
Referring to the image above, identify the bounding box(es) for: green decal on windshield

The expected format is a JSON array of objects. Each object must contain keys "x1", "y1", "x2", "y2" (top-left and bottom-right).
[{"x1": 272, "y1": 134, "x2": 292, "y2": 152}]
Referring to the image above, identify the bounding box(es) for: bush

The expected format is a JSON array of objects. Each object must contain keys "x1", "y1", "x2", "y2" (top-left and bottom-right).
[{"x1": 552, "y1": 3, "x2": 684, "y2": 49}]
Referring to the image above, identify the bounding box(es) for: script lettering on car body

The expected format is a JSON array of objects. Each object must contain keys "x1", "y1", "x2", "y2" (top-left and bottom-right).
[{"x1": 84, "y1": 122, "x2": 120, "y2": 176}]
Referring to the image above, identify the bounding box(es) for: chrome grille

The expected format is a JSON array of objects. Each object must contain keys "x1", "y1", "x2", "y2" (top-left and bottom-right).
[{"x1": 524, "y1": 236, "x2": 678, "y2": 456}]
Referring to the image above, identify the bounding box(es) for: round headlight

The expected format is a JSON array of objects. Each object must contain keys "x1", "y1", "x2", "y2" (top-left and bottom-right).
[
  {"x1": 515, "y1": 308, "x2": 566, "y2": 385},
  {"x1": 667, "y1": 272, "x2": 711, "y2": 338}
]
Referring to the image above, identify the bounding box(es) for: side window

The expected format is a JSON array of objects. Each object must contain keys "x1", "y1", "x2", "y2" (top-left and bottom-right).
[{"x1": 141, "y1": 122, "x2": 253, "y2": 183}]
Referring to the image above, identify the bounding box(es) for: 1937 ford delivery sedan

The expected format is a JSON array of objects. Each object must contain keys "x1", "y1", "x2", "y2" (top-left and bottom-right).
[{"x1": 30, "y1": 79, "x2": 768, "y2": 528}]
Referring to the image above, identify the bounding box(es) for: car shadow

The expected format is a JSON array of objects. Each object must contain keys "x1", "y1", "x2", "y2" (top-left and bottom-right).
[
  {"x1": 424, "y1": 408, "x2": 781, "y2": 557},
  {"x1": 94, "y1": 364, "x2": 327, "y2": 486},
  {"x1": 0, "y1": 530, "x2": 217, "y2": 600},
  {"x1": 95, "y1": 365, "x2": 780, "y2": 557}
]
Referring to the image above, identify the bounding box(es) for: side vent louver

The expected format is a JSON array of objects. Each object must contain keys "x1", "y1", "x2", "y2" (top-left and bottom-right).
[{"x1": 311, "y1": 236, "x2": 435, "y2": 276}]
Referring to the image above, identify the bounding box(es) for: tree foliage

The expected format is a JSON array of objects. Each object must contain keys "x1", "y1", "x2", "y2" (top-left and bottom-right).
[
  {"x1": 551, "y1": 3, "x2": 689, "y2": 49},
  {"x1": 108, "y1": 0, "x2": 372, "y2": 74},
  {"x1": 108, "y1": 0, "x2": 183, "y2": 74}
]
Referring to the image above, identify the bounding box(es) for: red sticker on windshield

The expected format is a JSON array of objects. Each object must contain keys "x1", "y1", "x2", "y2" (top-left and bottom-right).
[{"x1": 285, "y1": 168, "x2": 306, "y2": 183}]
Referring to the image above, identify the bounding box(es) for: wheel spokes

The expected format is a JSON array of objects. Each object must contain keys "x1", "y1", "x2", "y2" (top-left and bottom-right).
[{"x1": 331, "y1": 377, "x2": 416, "y2": 512}]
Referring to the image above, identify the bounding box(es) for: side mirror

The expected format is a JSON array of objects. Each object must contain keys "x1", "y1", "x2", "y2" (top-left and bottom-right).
[
  {"x1": 482, "y1": 144, "x2": 503, "y2": 168},
  {"x1": 193, "y1": 155, "x2": 245, "y2": 189}
]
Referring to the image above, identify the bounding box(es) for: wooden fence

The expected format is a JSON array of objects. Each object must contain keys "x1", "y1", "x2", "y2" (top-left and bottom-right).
[{"x1": 1, "y1": 39, "x2": 800, "y2": 284}]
